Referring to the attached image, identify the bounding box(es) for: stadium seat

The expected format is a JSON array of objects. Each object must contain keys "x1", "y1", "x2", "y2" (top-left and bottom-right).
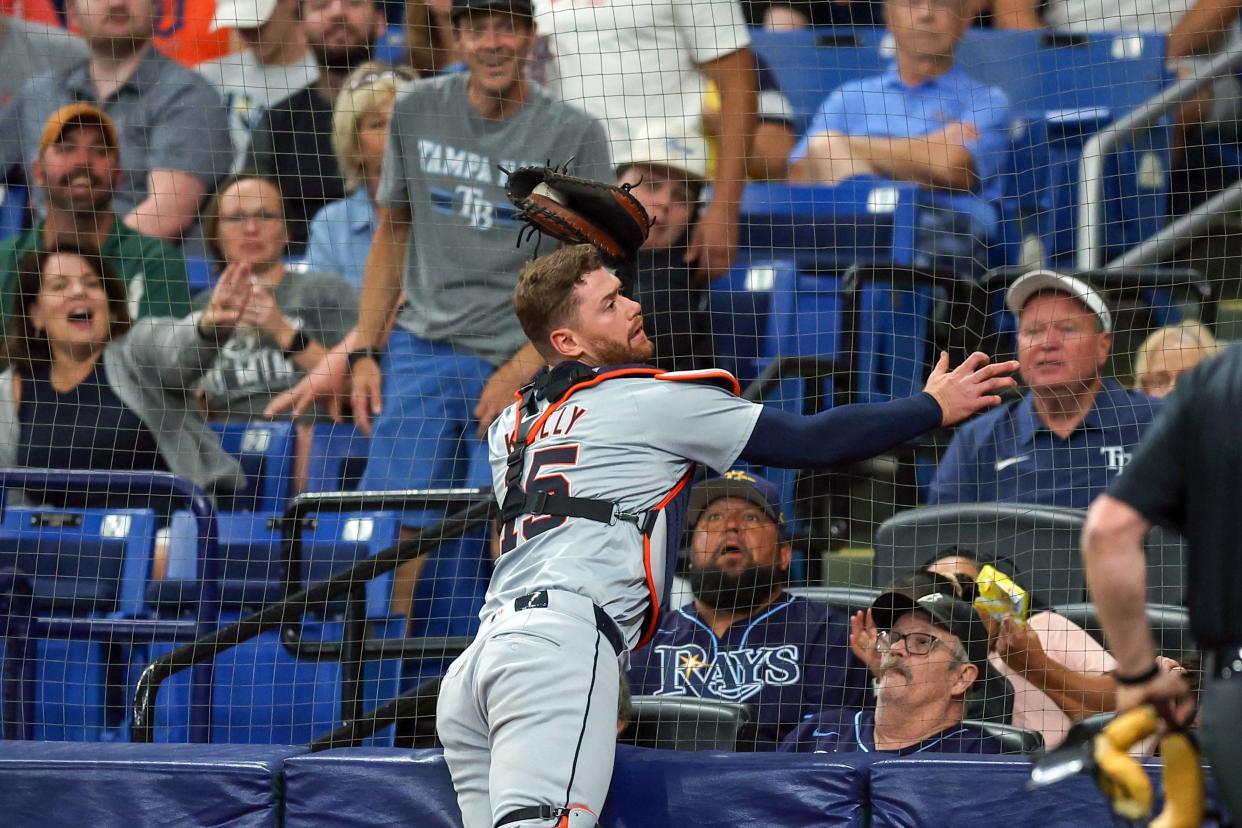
[
  {"x1": 708, "y1": 258, "x2": 792, "y2": 386},
  {"x1": 620, "y1": 696, "x2": 753, "y2": 752},
  {"x1": 964, "y1": 719, "x2": 1045, "y2": 755},
  {"x1": 1052, "y1": 602, "x2": 1192, "y2": 658},
  {"x1": 786, "y1": 585, "x2": 882, "y2": 616},
  {"x1": 304, "y1": 423, "x2": 370, "y2": 495},
  {"x1": 874, "y1": 502, "x2": 1088, "y2": 605},
  {"x1": 211, "y1": 420, "x2": 297, "y2": 514},
  {"x1": 182, "y1": 255, "x2": 214, "y2": 297},
  {"x1": 0, "y1": 506, "x2": 160, "y2": 741}
]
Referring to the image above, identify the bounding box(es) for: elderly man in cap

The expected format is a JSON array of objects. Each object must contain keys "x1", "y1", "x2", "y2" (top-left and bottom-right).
[
  {"x1": 782, "y1": 575, "x2": 1006, "y2": 754},
  {"x1": 615, "y1": 122, "x2": 714, "y2": 372},
  {"x1": 628, "y1": 470, "x2": 871, "y2": 750},
  {"x1": 0, "y1": 104, "x2": 192, "y2": 333},
  {"x1": 927, "y1": 269, "x2": 1162, "y2": 509},
  {"x1": 197, "y1": 0, "x2": 318, "y2": 170}
]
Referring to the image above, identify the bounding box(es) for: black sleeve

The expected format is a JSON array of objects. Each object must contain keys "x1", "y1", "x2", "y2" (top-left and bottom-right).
[
  {"x1": 740, "y1": 393, "x2": 943, "y2": 468},
  {"x1": 1107, "y1": 377, "x2": 1191, "y2": 532}
]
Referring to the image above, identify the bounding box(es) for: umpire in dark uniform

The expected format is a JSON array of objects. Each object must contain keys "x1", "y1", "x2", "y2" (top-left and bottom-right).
[{"x1": 1083, "y1": 342, "x2": 1242, "y2": 821}]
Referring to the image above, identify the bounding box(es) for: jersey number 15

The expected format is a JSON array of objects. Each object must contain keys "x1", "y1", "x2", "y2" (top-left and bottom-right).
[{"x1": 499, "y1": 445, "x2": 580, "y2": 555}]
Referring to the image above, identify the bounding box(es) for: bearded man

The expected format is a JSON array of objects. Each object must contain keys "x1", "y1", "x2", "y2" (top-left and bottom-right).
[{"x1": 626, "y1": 469, "x2": 872, "y2": 750}]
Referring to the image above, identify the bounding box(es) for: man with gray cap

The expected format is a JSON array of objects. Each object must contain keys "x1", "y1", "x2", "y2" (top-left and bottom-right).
[
  {"x1": 782, "y1": 576, "x2": 1006, "y2": 754},
  {"x1": 196, "y1": 0, "x2": 318, "y2": 169},
  {"x1": 927, "y1": 269, "x2": 1161, "y2": 509},
  {"x1": 627, "y1": 469, "x2": 870, "y2": 749}
]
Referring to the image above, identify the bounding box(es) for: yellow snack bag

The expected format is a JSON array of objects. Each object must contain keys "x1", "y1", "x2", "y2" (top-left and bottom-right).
[{"x1": 973, "y1": 564, "x2": 1031, "y2": 625}]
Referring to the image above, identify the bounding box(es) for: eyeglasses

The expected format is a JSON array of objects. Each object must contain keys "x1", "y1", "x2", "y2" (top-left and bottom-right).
[
  {"x1": 347, "y1": 67, "x2": 416, "y2": 91},
  {"x1": 218, "y1": 210, "x2": 283, "y2": 226},
  {"x1": 876, "y1": 630, "x2": 949, "y2": 656}
]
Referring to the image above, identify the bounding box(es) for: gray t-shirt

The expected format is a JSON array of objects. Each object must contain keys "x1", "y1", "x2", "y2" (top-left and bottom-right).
[
  {"x1": 195, "y1": 267, "x2": 358, "y2": 419},
  {"x1": 485, "y1": 374, "x2": 762, "y2": 648},
  {"x1": 0, "y1": 46, "x2": 231, "y2": 229},
  {"x1": 0, "y1": 16, "x2": 87, "y2": 108},
  {"x1": 195, "y1": 49, "x2": 319, "y2": 172},
  {"x1": 379, "y1": 72, "x2": 611, "y2": 366}
]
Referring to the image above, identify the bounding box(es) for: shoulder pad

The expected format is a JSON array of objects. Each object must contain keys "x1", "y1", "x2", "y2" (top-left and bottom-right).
[{"x1": 652, "y1": 369, "x2": 742, "y2": 396}]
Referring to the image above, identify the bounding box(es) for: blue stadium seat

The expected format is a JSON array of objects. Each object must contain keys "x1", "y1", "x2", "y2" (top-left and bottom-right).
[
  {"x1": 707, "y1": 259, "x2": 793, "y2": 387},
  {"x1": 151, "y1": 512, "x2": 403, "y2": 745},
  {"x1": 305, "y1": 423, "x2": 370, "y2": 494},
  {"x1": 182, "y1": 255, "x2": 215, "y2": 297},
  {"x1": 211, "y1": 421, "x2": 297, "y2": 514},
  {"x1": 0, "y1": 184, "x2": 29, "y2": 242},
  {"x1": 0, "y1": 506, "x2": 160, "y2": 741}
]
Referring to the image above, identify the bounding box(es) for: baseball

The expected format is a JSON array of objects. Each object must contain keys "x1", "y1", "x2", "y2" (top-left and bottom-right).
[{"x1": 531, "y1": 182, "x2": 569, "y2": 205}]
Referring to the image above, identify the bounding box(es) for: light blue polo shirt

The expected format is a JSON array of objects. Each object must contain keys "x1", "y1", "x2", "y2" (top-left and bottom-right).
[
  {"x1": 306, "y1": 187, "x2": 376, "y2": 294},
  {"x1": 926, "y1": 378, "x2": 1162, "y2": 510},
  {"x1": 790, "y1": 64, "x2": 1010, "y2": 201}
]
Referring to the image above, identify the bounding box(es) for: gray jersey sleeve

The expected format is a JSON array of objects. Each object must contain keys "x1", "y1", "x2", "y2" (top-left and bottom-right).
[{"x1": 630, "y1": 378, "x2": 761, "y2": 473}]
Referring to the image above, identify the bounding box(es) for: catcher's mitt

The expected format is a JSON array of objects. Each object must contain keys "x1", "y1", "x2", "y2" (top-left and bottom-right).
[{"x1": 506, "y1": 164, "x2": 652, "y2": 265}]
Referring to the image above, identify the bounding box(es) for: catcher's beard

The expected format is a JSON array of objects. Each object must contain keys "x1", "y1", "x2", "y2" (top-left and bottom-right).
[
  {"x1": 580, "y1": 329, "x2": 654, "y2": 366},
  {"x1": 688, "y1": 560, "x2": 787, "y2": 613}
]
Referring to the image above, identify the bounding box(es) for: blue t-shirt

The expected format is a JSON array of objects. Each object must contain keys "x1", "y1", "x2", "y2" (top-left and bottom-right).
[
  {"x1": 627, "y1": 593, "x2": 871, "y2": 750},
  {"x1": 780, "y1": 708, "x2": 1006, "y2": 755},
  {"x1": 790, "y1": 65, "x2": 1010, "y2": 201},
  {"x1": 926, "y1": 378, "x2": 1162, "y2": 510}
]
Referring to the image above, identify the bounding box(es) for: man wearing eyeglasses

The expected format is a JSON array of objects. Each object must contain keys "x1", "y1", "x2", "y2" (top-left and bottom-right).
[{"x1": 781, "y1": 578, "x2": 1006, "y2": 754}]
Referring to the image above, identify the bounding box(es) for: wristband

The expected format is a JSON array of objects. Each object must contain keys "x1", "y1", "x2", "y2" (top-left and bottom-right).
[
  {"x1": 1114, "y1": 662, "x2": 1161, "y2": 686},
  {"x1": 348, "y1": 348, "x2": 382, "y2": 369},
  {"x1": 282, "y1": 328, "x2": 313, "y2": 360}
]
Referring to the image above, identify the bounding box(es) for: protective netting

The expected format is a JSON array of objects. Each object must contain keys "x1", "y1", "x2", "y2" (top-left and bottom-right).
[{"x1": 0, "y1": 0, "x2": 1232, "y2": 820}]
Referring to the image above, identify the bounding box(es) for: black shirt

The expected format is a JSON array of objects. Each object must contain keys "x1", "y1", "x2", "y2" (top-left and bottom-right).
[
  {"x1": 17, "y1": 361, "x2": 168, "y2": 509},
  {"x1": 1108, "y1": 343, "x2": 1242, "y2": 647},
  {"x1": 246, "y1": 85, "x2": 343, "y2": 253},
  {"x1": 633, "y1": 236, "x2": 713, "y2": 373}
]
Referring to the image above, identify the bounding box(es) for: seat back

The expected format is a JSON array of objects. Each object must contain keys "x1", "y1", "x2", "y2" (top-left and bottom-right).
[
  {"x1": 305, "y1": 423, "x2": 370, "y2": 495},
  {"x1": 620, "y1": 696, "x2": 752, "y2": 751},
  {"x1": 963, "y1": 719, "x2": 1045, "y2": 755},
  {"x1": 786, "y1": 586, "x2": 881, "y2": 617},
  {"x1": 1052, "y1": 602, "x2": 1192, "y2": 658},
  {"x1": 873, "y1": 502, "x2": 1088, "y2": 605},
  {"x1": 211, "y1": 421, "x2": 296, "y2": 513},
  {"x1": 0, "y1": 506, "x2": 158, "y2": 616}
]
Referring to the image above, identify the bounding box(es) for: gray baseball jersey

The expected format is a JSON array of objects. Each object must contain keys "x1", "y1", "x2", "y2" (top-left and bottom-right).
[{"x1": 483, "y1": 370, "x2": 762, "y2": 648}]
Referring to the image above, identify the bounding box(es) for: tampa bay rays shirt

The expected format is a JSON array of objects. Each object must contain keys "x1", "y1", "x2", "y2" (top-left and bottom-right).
[
  {"x1": 926, "y1": 378, "x2": 1161, "y2": 509},
  {"x1": 780, "y1": 709, "x2": 1007, "y2": 755},
  {"x1": 628, "y1": 593, "x2": 872, "y2": 749},
  {"x1": 485, "y1": 372, "x2": 763, "y2": 650}
]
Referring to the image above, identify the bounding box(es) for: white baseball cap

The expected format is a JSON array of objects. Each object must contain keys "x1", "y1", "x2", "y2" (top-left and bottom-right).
[
  {"x1": 617, "y1": 121, "x2": 709, "y2": 183},
  {"x1": 211, "y1": 0, "x2": 278, "y2": 31},
  {"x1": 1006, "y1": 268, "x2": 1112, "y2": 333}
]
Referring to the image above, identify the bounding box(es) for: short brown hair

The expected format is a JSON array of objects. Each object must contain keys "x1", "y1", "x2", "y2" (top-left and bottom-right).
[
  {"x1": 513, "y1": 244, "x2": 603, "y2": 358},
  {"x1": 202, "y1": 173, "x2": 286, "y2": 269}
]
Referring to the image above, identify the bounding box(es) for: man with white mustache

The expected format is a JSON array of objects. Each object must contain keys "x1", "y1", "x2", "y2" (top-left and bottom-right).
[{"x1": 782, "y1": 577, "x2": 1006, "y2": 754}]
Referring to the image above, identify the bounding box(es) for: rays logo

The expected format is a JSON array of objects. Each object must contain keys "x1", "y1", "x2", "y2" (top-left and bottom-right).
[{"x1": 652, "y1": 644, "x2": 801, "y2": 702}]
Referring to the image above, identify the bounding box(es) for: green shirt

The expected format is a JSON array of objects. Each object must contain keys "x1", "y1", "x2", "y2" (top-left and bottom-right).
[{"x1": 0, "y1": 217, "x2": 193, "y2": 333}]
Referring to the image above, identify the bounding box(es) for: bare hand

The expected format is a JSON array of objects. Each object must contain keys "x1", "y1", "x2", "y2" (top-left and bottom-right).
[
  {"x1": 241, "y1": 280, "x2": 292, "y2": 344},
  {"x1": 349, "y1": 354, "x2": 383, "y2": 436},
  {"x1": 264, "y1": 341, "x2": 352, "y2": 421},
  {"x1": 199, "y1": 262, "x2": 251, "y2": 338},
  {"x1": 685, "y1": 201, "x2": 738, "y2": 282},
  {"x1": 993, "y1": 616, "x2": 1044, "y2": 673},
  {"x1": 927, "y1": 121, "x2": 981, "y2": 148},
  {"x1": 474, "y1": 368, "x2": 522, "y2": 439},
  {"x1": 923, "y1": 351, "x2": 1020, "y2": 426},
  {"x1": 849, "y1": 609, "x2": 883, "y2": 677}
]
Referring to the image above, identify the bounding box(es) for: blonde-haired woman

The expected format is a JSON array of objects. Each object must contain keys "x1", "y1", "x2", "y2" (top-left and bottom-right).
[
  {"x1": 306, "y1": 62, "x2": 416, "y2": 292},
  {"x1": 1133, "y1": 321, "x2": 1221, "y2": 398}
]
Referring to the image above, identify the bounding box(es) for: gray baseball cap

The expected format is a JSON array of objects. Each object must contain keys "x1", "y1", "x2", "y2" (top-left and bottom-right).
[{"x1": 1006, "y1": 268, "x2": 1112, "y2": 332}]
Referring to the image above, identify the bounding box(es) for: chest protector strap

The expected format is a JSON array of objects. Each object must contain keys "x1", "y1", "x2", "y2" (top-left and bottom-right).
[{"x1": 499, "y1": 362, "x2": 663, "y2": 534}]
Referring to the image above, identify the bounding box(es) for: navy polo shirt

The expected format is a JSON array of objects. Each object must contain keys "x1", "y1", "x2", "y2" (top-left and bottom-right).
[
  {"x1": 780, "y1": 708, "x2": 1007, "y2": 755},
  {"x1": 926, "y1": 378, "x2": 1161, "y2": 510}
]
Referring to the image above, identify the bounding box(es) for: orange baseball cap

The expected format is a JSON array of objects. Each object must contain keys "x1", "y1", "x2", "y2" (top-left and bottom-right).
[{"x1": 38, "y1": 103, "x2": 120, "y2": 157}]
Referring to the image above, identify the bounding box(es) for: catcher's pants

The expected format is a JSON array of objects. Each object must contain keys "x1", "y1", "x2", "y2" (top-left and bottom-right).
[{"x1": 437, "y1": 589, "x2": 623, "y2": 828}]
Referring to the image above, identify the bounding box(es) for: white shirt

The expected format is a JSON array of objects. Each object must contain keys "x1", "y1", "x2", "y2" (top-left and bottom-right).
[
  {"x1": 196, "y1": 49, "x2": 319, "y2": 170},
  {"x1": 1044, "y1": 0, "x2": 1193, "y2": 33},
  {"x1": 530, "y1": 0, "x2": 749, "y2": 160}
]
